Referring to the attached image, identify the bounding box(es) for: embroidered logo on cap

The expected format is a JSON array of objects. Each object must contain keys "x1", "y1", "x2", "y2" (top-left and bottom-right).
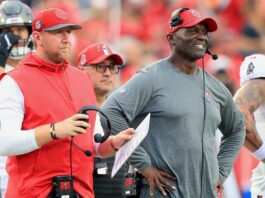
[
  {"x1": 191, "y1": 9, "x2": 201, "y2": 18},
  {"x1": 35, "y1": 20, "x2": 42, "y2": 30},
  {"x1": 80, "y1": 54, "x2": 86, "y2": 65},
  {"x1": 55, "y1": 9, "x2": 68, "y2": 20},
  {"x1": 98, "y1": 44, "x2": 110, "y2": 55},
  {"x1": 247, "y1": 62, "x2": 255, "y2": 75}
]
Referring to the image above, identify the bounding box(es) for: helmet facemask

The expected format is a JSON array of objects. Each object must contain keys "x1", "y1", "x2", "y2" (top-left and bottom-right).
[{"x1": 9, "y1": 34, "x2": 33, "y2": 60}]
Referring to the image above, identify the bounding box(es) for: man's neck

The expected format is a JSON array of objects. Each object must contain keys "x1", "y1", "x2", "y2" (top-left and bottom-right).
[
  {"x1": 6, "y1": 59, "x2": 19, "y2": 69},
  {"x1": 168, "y1": 56, "x2": 198, "y2": 75},
  {"x1": 96, "y1": 95, "x2": 107, "y2": 107}
]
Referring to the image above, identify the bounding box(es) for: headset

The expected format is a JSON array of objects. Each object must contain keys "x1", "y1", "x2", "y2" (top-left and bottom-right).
[
  {"x1": 67, "y1": 105, "x2": 112, "y2": 196},
  {"x1": 78, "y1": 105, "x2": 111, "y2": 143},
  {"x1": 170, "y1": 8, "x2": 190, "y2": 28},
  {"x1": 72, "y1": 105, "x2": 112, "y2": 157},
  {"x1": 170, "y1": 7, "x2": 218, "y2": 60},
  {"x1": 206, "y1": 49, "x2": 218, "y2": 60}
]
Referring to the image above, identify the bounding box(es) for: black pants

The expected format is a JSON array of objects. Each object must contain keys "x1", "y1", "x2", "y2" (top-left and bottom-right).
[
  {"x1": 47, "y1": 190, "x2": 81, "y2": 198},
  {"x1": 94, "y1": 157, "x2": 125, "y2": 198}
]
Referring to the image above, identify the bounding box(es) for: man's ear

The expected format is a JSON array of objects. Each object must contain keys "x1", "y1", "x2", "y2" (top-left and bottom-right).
[
  {"x1": 167, "y1": 34, "x2": 175, "y2": 47},
  {"x1": 32, "y1": 31, "x2": 43, "y2": 47}
]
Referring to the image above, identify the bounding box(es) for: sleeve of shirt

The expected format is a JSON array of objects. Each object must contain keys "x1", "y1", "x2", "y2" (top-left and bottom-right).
[
  {"x1": 0, "y1": 75, "x2": 39, "y2": 156},
  {"x1": 93, "y1": 113, "x2": 103, "y2": 157},
  {"x1": 217, "y1": 88, "x2": 246, "y2": 183},
  {"x1": 102, "y1": 70, "x2": 153, "y2": 171}
]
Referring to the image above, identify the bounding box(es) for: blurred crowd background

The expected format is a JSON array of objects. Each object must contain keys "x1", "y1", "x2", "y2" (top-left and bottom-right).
[
  {"x1": 16, "y1": 0, "x2": 265, "y2": 90},
  {"x1": 3, "y1": 0, "x2": 265, "y2": 197}
]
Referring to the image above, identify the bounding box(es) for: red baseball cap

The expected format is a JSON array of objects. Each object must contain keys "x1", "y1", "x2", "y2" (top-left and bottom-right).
[
  {"x1": 167, "y1": 8, "x2": 217, "y2": 35},
  {"x1": 78, "y1": 43, "x2": 123, "y2": 66},
  {"x1": 32, "y1": 8, "x2": 81, "y2": 32}
]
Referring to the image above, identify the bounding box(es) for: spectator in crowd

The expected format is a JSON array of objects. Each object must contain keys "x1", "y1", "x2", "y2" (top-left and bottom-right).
[
  {"x1": 234, "y1": 54, "x2": 265, "y2": 197},
  {"x1": 102, "y1": 8, "x2": 246, "y2": 197},
  {"x1": 78, "y1": 43, "x2": 124, "y2": 197},
  {"x1": 119, "y1": 36, "x2": 145, "y2": 85},
  {"x1": 207, "y1": 54, "x2": 237, "y2": 95},
  {"x1": 0, "y1": 8, "x2": 134, "y2": 198},
  {"x1": 0, "y1": 0, "x2": 34, "y2": 196}
]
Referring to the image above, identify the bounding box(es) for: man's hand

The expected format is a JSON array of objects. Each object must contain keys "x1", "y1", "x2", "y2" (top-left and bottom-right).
[
  {"x1": 54, "y1": 114, "x2": 91, "y2": 138},
  {"x1": 142, "y1": 166, "x2": 176, "y2": 197},
  {"x1": 215, "y1": 178, "x2": 223, "y2": 197},
  {"x1": 97, "y1": 128, "x2": 135, "y2": 157},
  {"x1": 0, "y1": 32, "x2": 21, "y2": 67},
  {"x1": 109, "y1": 128, "x2": 135, "y2": 150},
  {"x1": 35, "y1": 114, "x2": 91, "y2": 147},
  {"x1": 0, "y1": 66, "x2": 4, "y2": 74}
]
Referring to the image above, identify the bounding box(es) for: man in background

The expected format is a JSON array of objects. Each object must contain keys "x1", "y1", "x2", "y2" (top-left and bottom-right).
[
  {"x1": 0, "y1": 0, "x2": 33, "y2": 74},
  {"x1": 234, "y1": 54, "x2": 265, "y2": 198},
  {"x1": 78, "y1": 43, "x2": 124, "y2": 197},
  {"x1": 0, "y1": 0, "x2": 33, "y2": 196},
  {"x1": 78, "y1": 43, "x2": 122, "y2": 106}
]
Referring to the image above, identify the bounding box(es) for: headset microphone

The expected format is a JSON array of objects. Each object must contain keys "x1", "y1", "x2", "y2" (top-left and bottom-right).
[
  {"x1": 206, "y1": 49, "x2": 218, "y2": 60},
  {"x1": 72, "y1": 139, "x2": 92, "y2": 157}
]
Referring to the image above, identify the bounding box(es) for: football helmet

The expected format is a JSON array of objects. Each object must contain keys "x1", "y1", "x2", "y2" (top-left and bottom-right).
[{"x1": 0, "y1": 0, "x2": 33, "y2": 60}]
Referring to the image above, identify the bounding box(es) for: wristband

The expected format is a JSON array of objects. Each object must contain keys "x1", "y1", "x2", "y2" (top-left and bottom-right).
[
  {"x1": 253, "y1": 142, "x2": 265, "y2": 160},
  {"x1": 50, "y1": 123, "x2": 57, "y2": 139},
  {"x1": 110, "y1": 138, "x2": 119, "y2": 152}
]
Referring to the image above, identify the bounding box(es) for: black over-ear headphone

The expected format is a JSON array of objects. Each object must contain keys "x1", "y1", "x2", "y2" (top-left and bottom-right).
[
  {"x1": 68, "y1": 106, "x2": 112, "y2": 193},
  {"x1": 78, "y1": 105, "x2": 111, "y2": 143},
  {"x1": 72, "y1": 105, "x2": 112, "y2": 157},
  {"x1": 170, "y1": 8, "x2": 189, "y2": 28}
]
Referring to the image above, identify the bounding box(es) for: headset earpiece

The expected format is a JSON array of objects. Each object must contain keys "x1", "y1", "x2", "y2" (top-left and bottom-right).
[
  {"x1": 78, "y1": 105, "x2": 111, "y2": 143},
  {"x1": 170, "y1": 8, "x2": 189, "y2": 28}
]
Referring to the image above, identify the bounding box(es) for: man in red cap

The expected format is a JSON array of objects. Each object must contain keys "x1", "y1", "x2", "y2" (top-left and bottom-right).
[
  {"x1": 101, "y1": 8, "x2": 246, "y2": 197},
  {"x1": 0, "y1": 8, "x2": 134, "y2": 198},
  {"x1": 78, "y1": 43, "x2": 123, "y2": 107},
  {"x1": 78, "y1": 43, "x2": 124, "y2": 197}
]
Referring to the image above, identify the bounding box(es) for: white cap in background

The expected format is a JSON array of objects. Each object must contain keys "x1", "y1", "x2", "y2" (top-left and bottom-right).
[{"x1": 240, "y1": 54, "x2": 265, "y2": 86}]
